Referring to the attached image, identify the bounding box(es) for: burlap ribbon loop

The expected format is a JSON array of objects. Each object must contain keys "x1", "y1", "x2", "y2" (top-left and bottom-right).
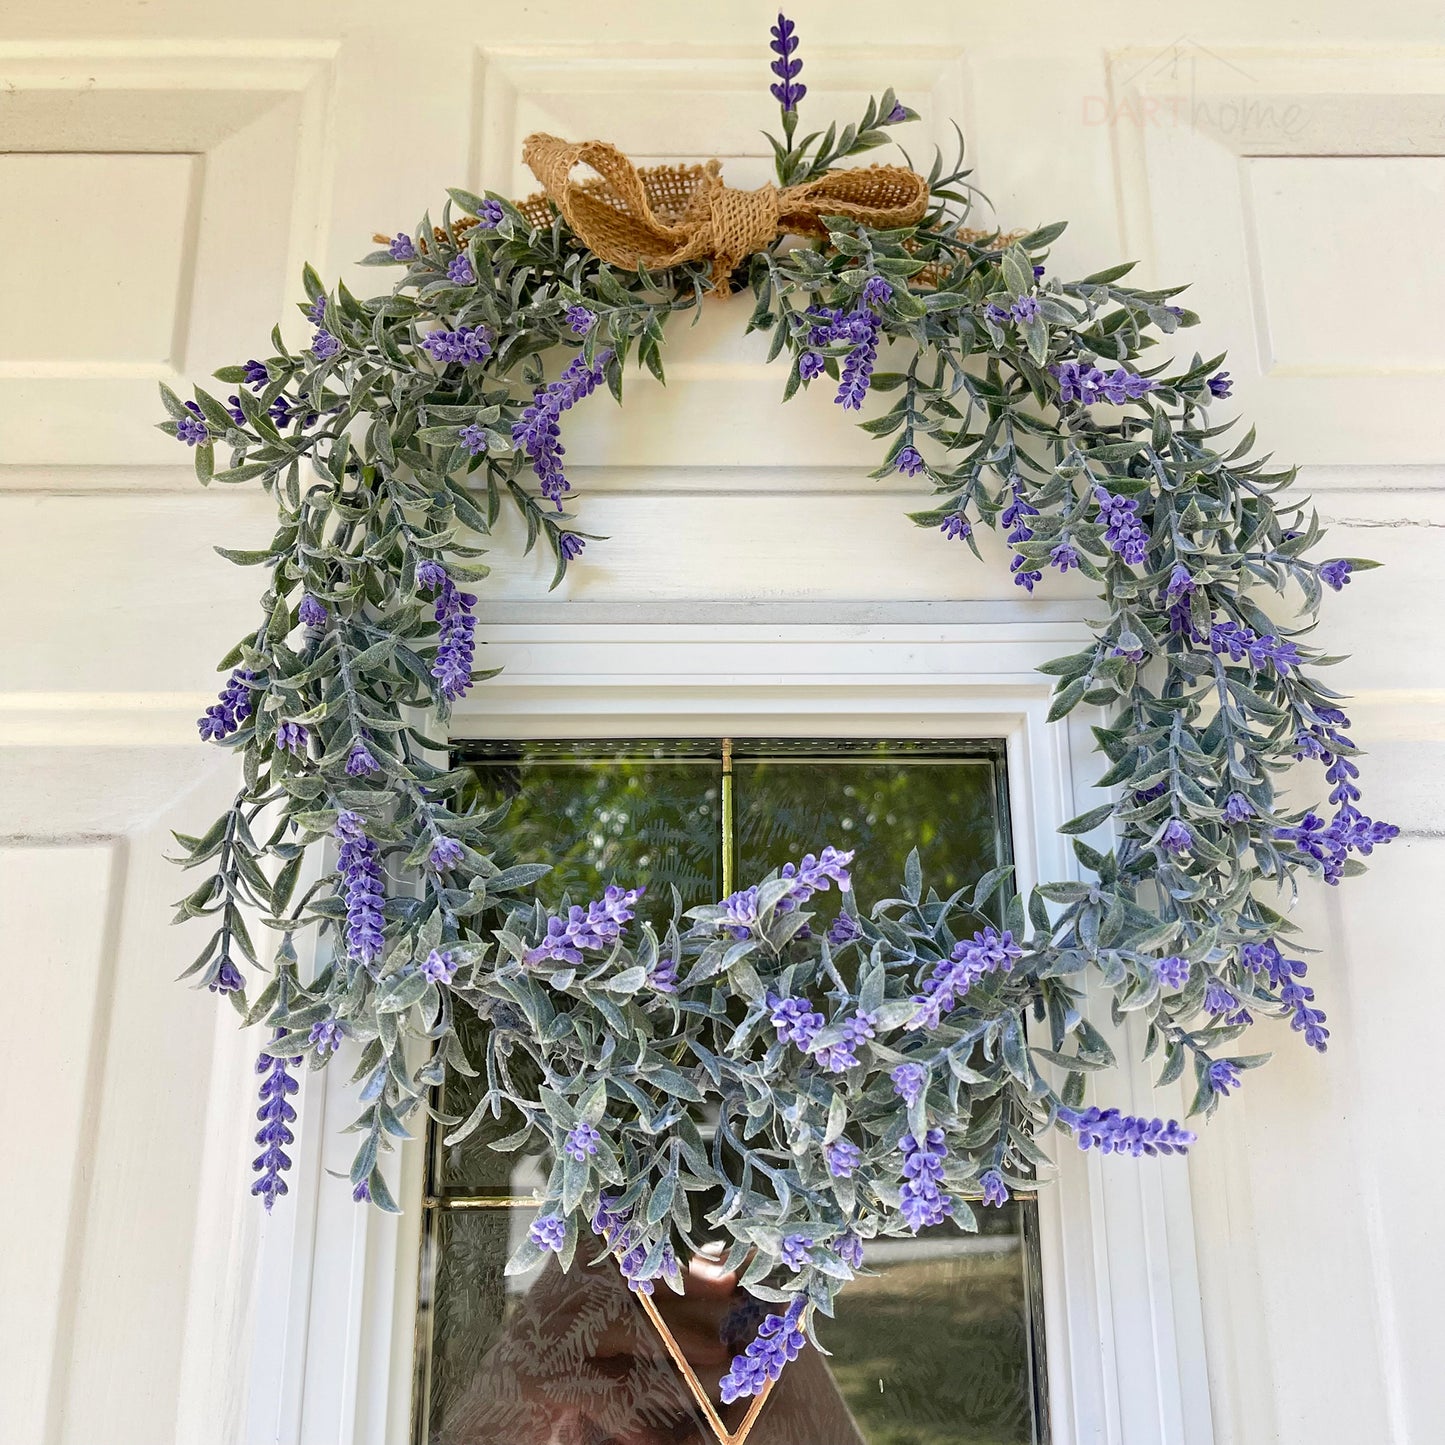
[{"x1": 519, "y1": 132, "x2": 930, "y2": 284}]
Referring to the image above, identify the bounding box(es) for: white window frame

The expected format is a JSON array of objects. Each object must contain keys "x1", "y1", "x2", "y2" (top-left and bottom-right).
[{"x1": 244, "y1": 618, "x2": 1215, "y2": 1445}]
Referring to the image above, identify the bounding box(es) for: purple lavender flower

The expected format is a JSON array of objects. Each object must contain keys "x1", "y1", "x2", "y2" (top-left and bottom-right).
[
  {"x1": 911, "y1": 927, "x2": 1023, "y2": 1030},
  {"x1": 1154, "y1": 955, "x2": 1190, "y2": 990},
  {"x1": 1059, "y1": 1106, "x2": 1195, "y2": 1157},
  {"x1": 1053, "y1": 360, "x2": 1106, "y2": 405},
  {"x1": 885, "y1": 102, "x2": 908, "y2": 124},
  {"x1": 225, "y1": 394, "x2": 246, "y2": 424},
  {"x1": 1207, "y1": 370, "x2": 1233, "y2": 399},
  {"x1": 895, "y1": 446, "x2": 924, "y2": 477},
  {"x1": 768, "y1": 13, "x2": 806, "y2": 111},
  {"x1": 1097, "y1": 367, "x2": 1156, "y2": 404},
  {"x1": 197, "y1": 668, "x2": 255, "y2": 742},
  {"x1": 1208, "y1": 1059, "x2": 1242, "y2": 1095},
  {"x1": 529, "y1": 1213, "x2": 567, "y2": 1253},
  {"x1": 252, "y1": 1034, "x2": 300, "y2": 1211},
  {"x1": 310, "y1": 1019, "x2": 345, "y2": 1054},
  {"x1": 176, "y1": 411, "x2": 208, "y2": 446},
  {"x1": 1050, "y1": 542, "x2": 1080, "y2": 572},
  {"x1": 346, "y1": 740, "x2": 380, "y2": 777},
  {"x1": 647, "y1": 955, "x2": 678, "y2": 993},
  {"x1": 1275, "y1": 807, "x2": 1397, "y2": 888},
  {"x1": 208, "y1": 955, "x2": 244, "y2": 994},
  {"x1": 307, "y1": 296, "x2": 327, "y2": 325},
  {"x1": 1094, "y1": 487, "x2": 1150, "y2": 566},
  {"x1": 1003, "y1": 476, "x2": 1043, "y2": 591},
  {"x1": 940, "y1": 513, "x2": 972, "y2": 540},
  {"x1": 1204, "y1": 979, "x2": 1235, "y2": 1015},
  {"x1": 1209, "y1": 618, "x2": 1300, "y2": 674},
  {"x1": 826, "y1": 1138, "x2": 861, "y2": 1178},
  {"x1": 780, "y1": 1233, "x2": 813, "y2": 1270},
  {"x1": 1166, "y1": 564, "x2": 1195, "y2": 601},
  {"x1": 524, "y1": 885, "x2": 643, "y2": 966},
  {"x1": 475, "y1": 199, "x2": 505, "y2": 228},
  {"x1": 429, "y1": 836, "x2": 465, "y2": 871},
  {"x1": 983, "y1": 302, "x2": 1012, "y2": 326},
  {"x1": 418, "y1": 563, "x2": 478, "y2": 702},
  {"x1": 1223, "y1": 792, "x2": 1254, "y2": 824},
  {"x1": 836, "y1": 1231, "x2": 865, "y2": 1268},
  {"x1": 1033, "y1": 264, "x2": 1046, "y2": 278},
  {"x1": 826, "y1": 912, "x2": 860, "y2": 946},
  {"x1": 558, "y1": 533, "x2": 586, "y2": 562},
  {"x1": 1320, "y1": 559, "x2": 1352, "y2": 591},
  {"x1": 768, "y1": 993, "x2": 826, "y2": 1051},
  {"x1": 420, "y1": 326, "x2": 492, "y2": 366},
  {"x1": 797, "y1": 349, "x2": 825, "y2": 380},
  {"x1": 388, "y1": 232, "x2": 417, "y2": 261},
  {"x1": 564, "y1": 1122, "x2": 601, "y2": 1160},
  {"x1": 835, "y1": 311, "x2": 880, "y2": 410},
  {"x1": 298, "y1": 594, "x2": 327, "y2": 629},
  {"x1": 334, "y1": 810, "x2": 385, "y2": 965},
  {"x1": 420, "y1": 948, "x2": 457, "y2": 984},
  {"x1": 565, "y1": 304, "x2": 596, "y2": 335},
  {"x1": 1010, "y1": 295, "x2": 1040, "y2": 322},
  {"x1": 862, "y1": 276, "x2": 893, "y2": 310},
  {"x1": 311, "y1": 329, "x2": 341, "y2": 360},
  {"x1": 810, "y1": 1011, "x2": 876, "y2": 1073},
  {"x1": 456, "y1": 423, "x2": 487, "y2": 456},
  {"x1": 511, "y1": 348, "x2": 612, "y2": 508},
  {"x1": 1159, "y1": 819, "x2": 1194, "y2": 856},
  {"x1": 276, "y1": 721, "x2": 309, "y2": 756},
  {"x1": 899, "y1": 1128, "x2": 952, "y2": 1232},
  {"x1": 352, "y1": 1179, "x2": 372, "y2": 1203},
  {"x1": 891, "y1": 1062, "x2": 926, "y2": 1106},
  {"x1": 980, "y1": 1169, "x2": 1009, "y2": 1208},
  {"x1": 719, "y1": 1299, "x2": 808, "y2": 1403},
  {"x1": 447, "y1": 253, "x2": 475, "y2": 285},
  {"x1": 243, "y1": 358, "x2": 269, "y2": 388},
  {"x1": 780, "y1": 847, "x2": 853, "y2": 901},
  {"x1": 1243, "y1": 940, "x2": 1330, "y2": 1048}
]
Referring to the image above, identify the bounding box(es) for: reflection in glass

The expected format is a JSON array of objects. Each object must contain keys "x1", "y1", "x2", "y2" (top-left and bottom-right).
[
  {"x1": 733, "y1": 744, "x2": 1007, "y2": 911},
  {"x1": 467, "y1": 745, "x2": 723, "y2": 904},
  {"x1": 421, "y1": 739, "x2": 1045, "y2": 1444},
  {"x1": 821, "y1": 1211, "x2": 1042, "y2": 1445}
]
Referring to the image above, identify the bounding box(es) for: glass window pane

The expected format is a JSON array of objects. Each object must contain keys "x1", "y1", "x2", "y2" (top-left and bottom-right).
[
  {"x1": 733, "y1": 741, "x2": 1007, "y2": 909},
  {"x1": 435, "y1": 744, "x2": 723, "y2": 1194},
  {"x1": 416, "y1": 1208, "x2": 715, "y2": 1445},
  {"x1": 465, "y1": 742, "x2": 723, "y2": 902},
  {"x1": 419, "y1": 739, "x2": 1045, "y2": 1445},
  {"x1": 823, "y1": 1211, "x2": 1045, "y2": 1445}
]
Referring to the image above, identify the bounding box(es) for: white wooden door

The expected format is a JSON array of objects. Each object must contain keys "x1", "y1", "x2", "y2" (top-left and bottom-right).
[{"x1": 3, "y1": 4, "x2": 1443, "y2": 1444}]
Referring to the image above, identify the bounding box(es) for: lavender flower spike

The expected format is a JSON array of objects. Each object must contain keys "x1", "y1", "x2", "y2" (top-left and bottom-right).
[
  {"x1": 334, "y1": 810, "x2": 385, "y2": 965},
  {"x1": 525, "y1": 885, "x2": 644, "y2": 966},
  {"x1": 197, "y1": 668, "x2": 254, "y2": 742},
  {"x1": 768, "y1": 14, "x2": 806, "y2": 112},
  {"x1": 1058, "y1": 1105, "x2": 1195, "y2": 1157},
  {"x1": 511, "y1": 348, "x2": 613, "y2": 509},
  {"x1": 417, "y1": 561, "x2": 478, "y2": 702},
  {"x1": 252, "y1": 1032, "x2": 300, "y2": 1211},
  {"x1": 719, "y1": 1298, "x2": 808, "y2": 1403}
]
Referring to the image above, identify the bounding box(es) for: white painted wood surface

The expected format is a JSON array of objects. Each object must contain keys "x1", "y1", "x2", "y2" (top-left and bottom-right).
[{"x1": 2, "y1": 4, "x2": 1442, "y2": 1443}]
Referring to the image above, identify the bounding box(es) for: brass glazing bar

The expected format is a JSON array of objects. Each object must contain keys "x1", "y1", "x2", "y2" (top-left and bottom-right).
[
  {"x1": 721, "y1": 737, "x2": 734, "y2": 897},
  {"x1": 423, "y1": 1195, "x2": 537, "y2": 1210}
]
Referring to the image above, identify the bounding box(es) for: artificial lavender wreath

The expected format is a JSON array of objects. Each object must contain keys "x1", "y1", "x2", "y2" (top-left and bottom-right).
[{"x1": 162, "y1": 12, "x2": 1394, "y2": 1399}]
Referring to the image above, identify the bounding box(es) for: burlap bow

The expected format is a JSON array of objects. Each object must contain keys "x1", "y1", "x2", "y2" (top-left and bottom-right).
[{"x1": 516, "y1": 133, "x2": 931, "y2": 285}]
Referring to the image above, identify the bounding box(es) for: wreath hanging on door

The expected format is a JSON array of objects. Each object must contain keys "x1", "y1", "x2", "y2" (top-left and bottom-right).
[{"x1": 162, "y1": 13, "x2": 1395, "y2": 1409}]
